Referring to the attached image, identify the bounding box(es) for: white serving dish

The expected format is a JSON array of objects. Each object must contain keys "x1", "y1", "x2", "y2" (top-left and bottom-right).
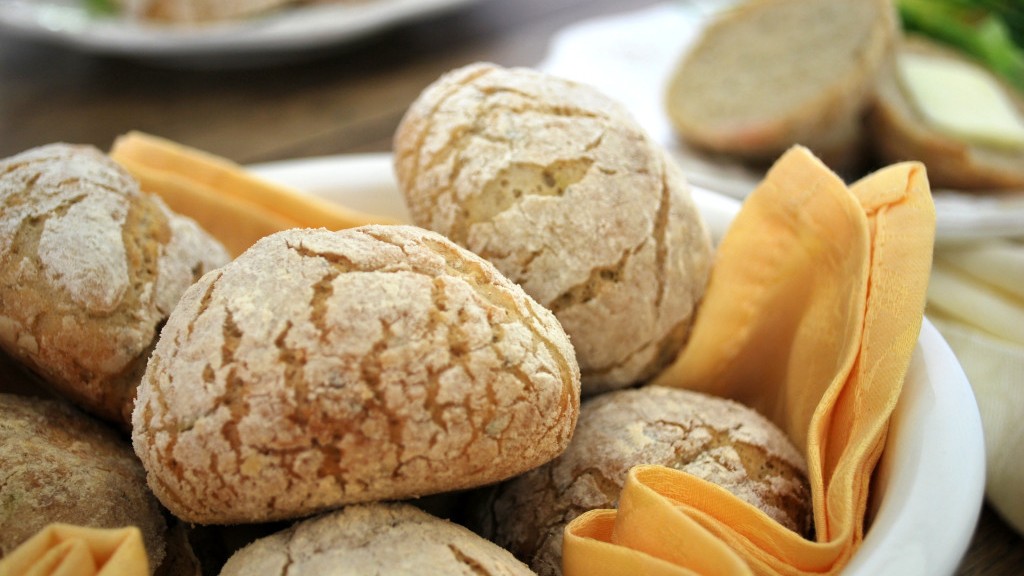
[{"x1": 250, "y1": 152, "x2": 987, "y2": 576}]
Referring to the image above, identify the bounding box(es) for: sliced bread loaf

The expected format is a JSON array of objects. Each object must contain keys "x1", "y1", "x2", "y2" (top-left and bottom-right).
[
  {"x1": 867, "y1": 34, "x2": 1024, "y2": 190},
  {"x1": 665, "y1": 0, "x2": 897, "y2": 173}
]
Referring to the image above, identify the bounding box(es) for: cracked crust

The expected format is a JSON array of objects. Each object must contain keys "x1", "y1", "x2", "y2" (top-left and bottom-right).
[
  {"x1": 0, "y1": 143, "x2": 230, "y2": 425},
  {"x1": 472, "y1": 386, "x2": 811, "y2": 576},
  {"x1": 131, "y1": 225, "x2": 580, "y2": 524},
  {"x1": 0, "y1": 393, "x2": 167, "y2": 573},
  {"x1": 393, "y1": 63, "x2": 713, "y2": 395},
  {"x1": 221, "y1": 503, "x2": 536, "y2": 575}
]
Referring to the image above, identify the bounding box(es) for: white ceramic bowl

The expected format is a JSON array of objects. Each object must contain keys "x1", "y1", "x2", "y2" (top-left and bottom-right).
[{"x1": 250, "y1": 153, "x2": 987, "y2": 576}]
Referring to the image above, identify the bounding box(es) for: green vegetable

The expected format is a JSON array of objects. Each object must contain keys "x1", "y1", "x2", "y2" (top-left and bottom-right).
[
  {"x1": 85, "y1": 0, "x2": 117, "y2": 16},
  {"x1": 898, "y1": 0, "x2": 1024, "y2": 93}
]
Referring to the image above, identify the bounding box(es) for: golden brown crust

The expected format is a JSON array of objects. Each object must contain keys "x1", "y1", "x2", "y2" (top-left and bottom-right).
[
  {"x1": 0, "y1": 144, "x2": 230, "y2": 425},
  {"x1": 473, "y1": 386, "x2": 811, "y2": 576},
  {"x1": 221, "y1": 503, "x2": 536, "y2": 575},
  {"x1": 132, "y1": 225, "x2": 580, "y2": 524},
  {"x1": 394, "y1": 63, "x2": 712, "y2": 395},
  {"x1": 0, "y1": 393, "x2": 167, "y2": 571},
  {"x1": 867, "y1": 35, "x2": 1024, "y2": 190}
]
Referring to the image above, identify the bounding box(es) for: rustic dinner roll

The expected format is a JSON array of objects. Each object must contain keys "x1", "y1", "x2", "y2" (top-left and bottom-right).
[
  {"x1": 473, "y1": 385, "x2": 812, "y2": 576},
  {"x1": 665, "y1": 0, "x2": 896, "y2": 172},
  {"x1": 868, "y1": 35, "x2": 1024, "y2": 190},
  {"x1": 220, "y1": 503, "x2": 536, "y2": 576},
  {"x1": 132, "y1": 225, "x2": 580, "y2": 524},
  {"x1": 0, "y1": 143, "x2": 230, "y2": 425},
  {"x1": 394, "y1": 63, "x2": 713, "y2": 395},
  {"x1": 0, "y1": 393, "x2": 168, "y2": 572}
]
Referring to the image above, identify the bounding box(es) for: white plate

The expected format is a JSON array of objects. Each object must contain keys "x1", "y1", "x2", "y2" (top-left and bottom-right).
[
  {"x1": 0, "y1": 0, "x2": 476, "y2": 67},
  {"x1": 537, "y1": 2, "x2": 1024, "y2": 243},
  {"x1": 248, "y1": 152, "x2": 986, "y2": 576}
]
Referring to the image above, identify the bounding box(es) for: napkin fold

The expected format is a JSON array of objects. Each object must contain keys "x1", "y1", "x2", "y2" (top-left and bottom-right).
[
  {"x1": 562, "y1": 146, "x2": 935, "y2": 575},
  {"x1": 0, "y1": 524, "x2": 149, "y2": 576},
  {"x1": 108, "y1": 131, "x2": 398, "y2": 256}
]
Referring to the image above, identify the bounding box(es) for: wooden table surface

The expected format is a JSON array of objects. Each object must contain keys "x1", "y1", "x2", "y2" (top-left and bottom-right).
[{"x1": 1, "y1": 0, "x2": 1022, "y2": 573}]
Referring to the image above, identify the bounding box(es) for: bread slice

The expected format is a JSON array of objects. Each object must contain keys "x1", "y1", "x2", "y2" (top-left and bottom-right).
[
  {"x1": 867, "y1": 35, "x2": 1024, "y2": 191},
  {"x1": 665, "y1": 0, "x2": 897, "y2": 173}
]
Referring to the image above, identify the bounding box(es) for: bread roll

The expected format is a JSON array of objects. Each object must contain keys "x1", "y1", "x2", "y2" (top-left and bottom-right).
[
  {"x1": 0, "y1": 393, "x2": 168, "y2": 572},
  {"x1": 665, "y1": 0, "x2": 896, "y2": 172},
  {"x1": 474, "y1": 386, "x2": 811, "y2": 576},
  {"x1": 0, "y1": 143, "x2": 230, "y2": 425},
  {"x1": 868, "y1": 35, "x2": 1024, "y2": 190},
  {"x1": 132, "y1": 225, "x2": 580, "y2": 524},
  {"x1": 221, "y1": 503, "x2": 535, "y2": 576},
  {"x1": 394, "y1": 63, "x2": 712, "y2": 395}
]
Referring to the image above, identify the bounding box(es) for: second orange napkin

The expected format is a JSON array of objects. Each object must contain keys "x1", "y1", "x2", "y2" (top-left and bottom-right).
[
  {"x1": 0, "y1": 524, "x2": 148, "y2": 576},
  {"x1": 562, "y1": 146, "x2": 935, "y2": 575}
]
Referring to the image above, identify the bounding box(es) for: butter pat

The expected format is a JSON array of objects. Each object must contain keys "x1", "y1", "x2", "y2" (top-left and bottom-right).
[{"x1": 898, "y1": 51, "x2": 1024, "y2": 149}]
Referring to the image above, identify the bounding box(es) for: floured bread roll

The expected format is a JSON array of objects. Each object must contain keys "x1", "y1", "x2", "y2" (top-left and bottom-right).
[
  {"x1": 132, "y1": 225, "x2": 580, "y2": 524},
  {"x1": 221, "y1": 503, "x2": 535, "y2": 576},
  {"x1": 0, "y1": 393, "x2": 168, "y2": 572},
  {"x1": 473, "y1": 386, "x2": 811, "y2": 576},
  {"x1": 0, "y1": 144, "x2": 230, "y2": 425},
  {"x1": 394, "y1": 63, "x2": 713, "y2": 395}
]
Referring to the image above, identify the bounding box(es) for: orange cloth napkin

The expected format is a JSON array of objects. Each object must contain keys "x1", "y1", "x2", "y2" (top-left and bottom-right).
[
  {"x1": 108, "y1": 131, "x2": 399, "y2": 256},
  {"x1": 563, "y1": 146, "x2": 935, "y2": 575},
  {"x1": 0, "y1": 524, "x2": 149, "y2": 576}
]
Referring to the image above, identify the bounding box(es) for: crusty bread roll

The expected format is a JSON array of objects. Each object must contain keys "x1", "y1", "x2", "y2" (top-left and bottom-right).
[
  {"x1": 665, "y1": 0, "x2": 896, "y2": 172},
  {"x1": 221, "y1": 503, "x2": 535, "y2": 576},
  {"x1": 867, "y1": 35, "x2": 1024, "y2": 190},
  {"x1": 0, "y1": 144, "x2": 230, "y2": 425},
  {"x1": 0, "y1": 393, "x2": 168, "y2": 572},
  {"x1": 473, "y1": 386, "x2": 811, "y2": 576},
  {"x1": 394, "y1": 63, "x2": 713, "y2": 395},
  {"x1": 132, "y1": 225, "x2": 580, "y2": 524}
]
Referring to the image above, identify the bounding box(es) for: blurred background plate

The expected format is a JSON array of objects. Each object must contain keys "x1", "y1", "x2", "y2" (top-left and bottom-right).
[
  {"x1": 537, "y1": 2, "x2": 1024, "y2": 243},
  {"x1": 250, "y1": 152, "x2": 987, "y2": 576},
  {"x1": 0, "y1": 0, "x2": 477, "y2": 67}
]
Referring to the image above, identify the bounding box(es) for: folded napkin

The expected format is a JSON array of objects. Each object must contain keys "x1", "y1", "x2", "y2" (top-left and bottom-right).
[
  {"x1": 562, "y1": 146, "x2": 935, "y2": 575},
  {"x1": 108, "y1": 131, "x2": 398, "y2": 256},
  {"x1": 0, "y1": 524, "x2": 148, "y2": 576},
  {"x1": 927, "y1": 238, "x2": 1024, "y2": 535}
]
